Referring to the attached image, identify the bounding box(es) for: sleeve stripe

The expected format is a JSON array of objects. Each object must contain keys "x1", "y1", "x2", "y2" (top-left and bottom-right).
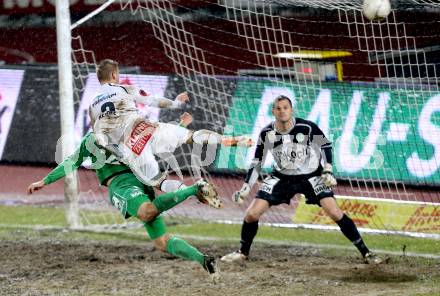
[{"x1": 118, "y1": 85, "x2": 129, "y2": 94}]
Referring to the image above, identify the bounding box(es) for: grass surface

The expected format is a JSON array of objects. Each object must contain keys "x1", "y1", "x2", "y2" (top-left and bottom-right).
[{"x1": 1, "y1": 205, "x2": 439, "y2": 256}]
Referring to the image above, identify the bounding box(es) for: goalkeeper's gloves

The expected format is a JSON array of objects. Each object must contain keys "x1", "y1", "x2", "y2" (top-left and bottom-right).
[
  {"x1": 321, "y1": 164, "x2": 337, "y2": 187},
  {"x1": 232, "y1": 183, "x2": 251, "y2": 204}
]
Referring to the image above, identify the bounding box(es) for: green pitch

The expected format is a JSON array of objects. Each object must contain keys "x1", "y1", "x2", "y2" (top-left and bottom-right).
[{"x1": 0, "y1": 205, "x2": 438, "y2": 257}]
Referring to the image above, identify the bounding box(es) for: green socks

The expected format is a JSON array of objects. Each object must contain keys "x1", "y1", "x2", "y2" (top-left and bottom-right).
[
  {"x1": 152, "y1": 185, "x2": 198, "y2": 213},
  {"x1": 166, "y1": 236, "x2": 205, "y2": 266},
  {"x1": 149, "y1": 186, "x2": 206, "y2": 267}
]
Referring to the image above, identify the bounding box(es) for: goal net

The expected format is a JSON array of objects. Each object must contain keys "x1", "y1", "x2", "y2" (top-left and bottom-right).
[{"x1": 68, "y1": 0, "x2": 439, "y2": 237}]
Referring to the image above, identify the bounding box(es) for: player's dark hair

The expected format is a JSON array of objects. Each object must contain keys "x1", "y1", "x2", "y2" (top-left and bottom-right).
[
  {"x1": 273, "y1": 95, "x2": 292, "y2": 108},
  {"x1": 97, "y1": 59, "x2": 119, "y2": 82}
]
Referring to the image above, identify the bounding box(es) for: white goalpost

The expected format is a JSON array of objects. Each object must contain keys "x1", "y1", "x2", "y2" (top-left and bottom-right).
[
  {"x1": 56, "y1": 0, "x2": 80, "y2": 229},
  {"x1": 62, "y1": 0, "x2": 439, "y2": 238}
]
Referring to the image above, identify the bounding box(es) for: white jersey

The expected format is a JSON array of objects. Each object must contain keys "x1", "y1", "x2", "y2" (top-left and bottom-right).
[
  {"x1": 89, "y1": 83, "x2": 162, "y2": 146},
  {"x1": 88, "y1": 83, "x2": 189, "y2": 186}
]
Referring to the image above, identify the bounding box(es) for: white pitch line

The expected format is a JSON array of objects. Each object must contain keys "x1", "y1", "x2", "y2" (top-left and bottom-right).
[
  {"x1": 178, "y1": 234, "x2": 440, "y2": 260},
  {"x1": 335, "y1": 194, "x2": 440, "y2": 206},
  {"x1": 215, "y1": 220, "x2": 440, "y2": 240},
  {"x1": 1, "y1": 224, "x2": 438, "y2": 259}
]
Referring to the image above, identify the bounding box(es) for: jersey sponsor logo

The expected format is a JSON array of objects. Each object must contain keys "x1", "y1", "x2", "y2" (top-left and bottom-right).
[
  {"x1": 92, "y1": 92, "x2": 116, "y2": 107},
  {"x1": 308, "y1": 176, "x2": 331, "y2": 196},
  {"x1": 273, "y1": 142, "x2": 311, "y2": 169},
  {"x1": 125, "y1": 121, "x2": 156, "y2": 155},
  {"x1": 259, "y1": 176, "x2": 280, "y2": 194}
]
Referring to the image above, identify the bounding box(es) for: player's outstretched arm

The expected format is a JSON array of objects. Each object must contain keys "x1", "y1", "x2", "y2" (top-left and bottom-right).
[
  {"x1": 232, "y1": 130, "x2": 267, "y2": 203},
  {"x1": 156, "y1": 91, "x2": 188, "y2": 108},
  {"x1": 27, "y1": 152, "x2": 82, "y2": 194},
  {"x1": 130, "y1": 85, "x2": 189, "y2": 109},
  {"x1": 27, "y1": 180, "x2": 45, "y2": 194},
  {"x1": 27, "y1": 133, "x2": 95, "y2": 193},
  {"x1": 310, "y1": 121, "x2": 337, "y2": 187}
]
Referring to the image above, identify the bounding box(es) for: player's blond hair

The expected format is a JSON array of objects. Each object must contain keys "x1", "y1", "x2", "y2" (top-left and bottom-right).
[{"x1": 97, "y1": 59, "x2": 119, "y2": 82}]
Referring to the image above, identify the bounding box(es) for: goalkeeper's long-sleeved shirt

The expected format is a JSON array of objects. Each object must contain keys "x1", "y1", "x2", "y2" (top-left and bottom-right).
[
  {"x1": 245, "y1": 117, "x2": 332, "y2": 186},
  {"x1": 43, "y1": 132, "x2": 130, "y2": 186}
]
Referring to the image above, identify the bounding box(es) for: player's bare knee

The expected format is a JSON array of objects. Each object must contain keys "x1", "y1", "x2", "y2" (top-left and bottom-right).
[
  {"x1": 154, "y1": 234, "x2": 170, "y2": 252},
  {"x1": 318, "y1": 197, "x2": 342, "y2": 220},
  {"x1": 244, "y1": 199, "x2": 268, "y2": 223},
  {"x1": 327, "y1": 211, "x2": 343, "y2": 222},
  {"x1": 323, "y1": 207, "x2": 343, "y2": 221},
  {"x1": 245, "y1": 210, "x2": 261, "y2": 223},
  {"x1": 137, "y1": 202, "x2": 159, "y2": 222},
  {"x1": 320, "y1": 199, "x2": 343, "y2": 221}
]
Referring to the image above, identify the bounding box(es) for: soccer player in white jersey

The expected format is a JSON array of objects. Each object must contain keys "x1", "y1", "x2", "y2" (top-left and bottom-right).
[
  {"x1": 89, "y1": 59, "x2": 252, "y2": 196},
  {"x1": 221, "y1": 95, "x2": 383, "y2": 264},
  {"x1": 27, "y1": 117, "x2": 220, "y2": 280}
]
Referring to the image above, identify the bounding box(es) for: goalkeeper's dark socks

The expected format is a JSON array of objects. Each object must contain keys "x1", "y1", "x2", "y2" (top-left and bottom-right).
[
  {"x1": 353, "y1": 238, "x2": 370, "y2": 257},
  {"x1": 152, "y1": 185, "x2": 198, "y2": 213},
  {"x1": 165, "y1": 236, "x2": 205, "y2": 266},
  {"x1": 336, "y1": 214, "x2": 369, "y2": 257},
  {"x1": 239, "y1": 220, "x2": 259, "y2": 256}
]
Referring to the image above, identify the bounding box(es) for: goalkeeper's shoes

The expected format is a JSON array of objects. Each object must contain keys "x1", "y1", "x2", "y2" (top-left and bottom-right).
[
  {"x1": 221, "y1": 136, "x2": 254, "y2": 147},
  {"x1": 220, "y1": 250, "x2": 248, "y2": 263},
  {"x1": 363, "y1": 252, "x2": 383, "y2": 264},
  {"x1": 196, "y1": 179, "x2": 223, "y2": 209},
  {"x1": 203, "y1": 255, "x2": 220, "y2": 283}
]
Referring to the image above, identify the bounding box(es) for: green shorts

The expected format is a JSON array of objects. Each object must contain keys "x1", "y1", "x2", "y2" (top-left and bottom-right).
[{"x1": 108, "y1": 172, "x2": 166, "y2": 240}]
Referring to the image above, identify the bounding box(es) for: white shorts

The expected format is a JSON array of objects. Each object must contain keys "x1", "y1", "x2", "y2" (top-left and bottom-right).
[
  {"x1": 149, "y1": 122, "x2": 191, "y2": 154},
  {"x1": 120, "y1": 120, "x2": 190, "y2": 185}
]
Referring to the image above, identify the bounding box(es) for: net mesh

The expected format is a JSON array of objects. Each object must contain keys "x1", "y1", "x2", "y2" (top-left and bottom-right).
[{"x1": 67, "y1": 0, "x2": 439, "y2": 237}]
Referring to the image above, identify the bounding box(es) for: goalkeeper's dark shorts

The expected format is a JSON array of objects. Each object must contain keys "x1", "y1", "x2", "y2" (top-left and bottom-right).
[{"x1": 256, "y1": 172, "x2": 334, "y2": 206}]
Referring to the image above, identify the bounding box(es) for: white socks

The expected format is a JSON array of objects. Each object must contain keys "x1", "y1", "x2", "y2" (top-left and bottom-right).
[
  {"x1": 160, "y1": 179, "x2": 187, "y2": 193},
  {"x1": 192, "y1": 130, "x2": 223, "y2": 145}
]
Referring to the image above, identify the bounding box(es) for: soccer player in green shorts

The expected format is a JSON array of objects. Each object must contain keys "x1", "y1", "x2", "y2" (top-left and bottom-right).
[{"x1": 27, "y1": 131, "x2": 220, "y2": 279}]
